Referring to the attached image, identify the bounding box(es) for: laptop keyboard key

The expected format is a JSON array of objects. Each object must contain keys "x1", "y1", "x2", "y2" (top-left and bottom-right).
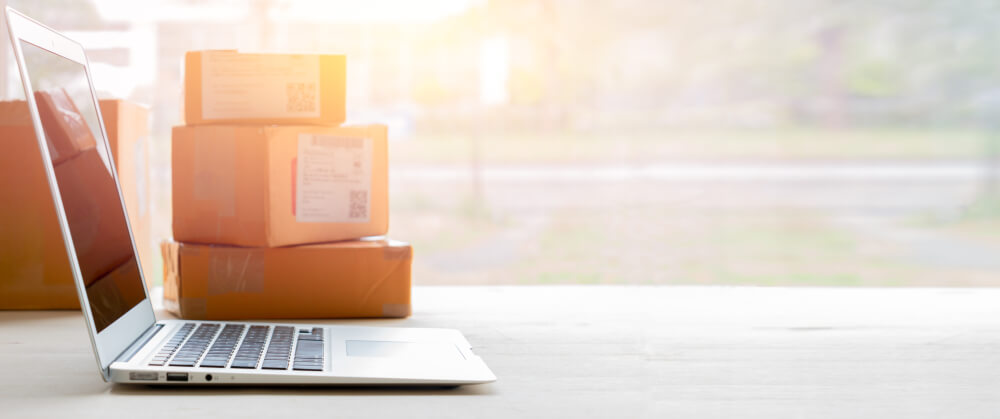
[
  {"x1": 293, "y1": 327, "x2": 326, "y2": 371},
  {"x1": 261, "y1": 360, "x2": 289, "y2": 370},
  {"x1": 200, "y1": 359, "x2": 227, "y2": 368},
  {"x1": 230, "y1": 359, "x2": 257, "y2": 369}
]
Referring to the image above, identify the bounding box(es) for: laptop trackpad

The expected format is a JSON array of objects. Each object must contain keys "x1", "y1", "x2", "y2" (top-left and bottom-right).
[{"x1": 346, "y1": 340, "x2": 466, "y2": 361}]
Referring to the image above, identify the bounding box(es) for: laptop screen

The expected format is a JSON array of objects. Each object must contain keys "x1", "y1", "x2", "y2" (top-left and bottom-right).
[{"x1": 19, "y1": 40, "x2": 145, "y2": 332}]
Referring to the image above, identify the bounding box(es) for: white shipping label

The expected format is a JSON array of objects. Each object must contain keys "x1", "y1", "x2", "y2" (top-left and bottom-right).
[
  {"x1": 296, "y1": 134, "x2": 373, "y2": 223},
  {"x1": 201, "y1": 51, "x2": 321, "y2": 119}
]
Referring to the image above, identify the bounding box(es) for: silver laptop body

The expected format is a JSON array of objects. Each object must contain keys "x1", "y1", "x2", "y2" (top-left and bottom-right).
[{"x1": 5, "y1": 7, "x2": 494, "y2": 386}]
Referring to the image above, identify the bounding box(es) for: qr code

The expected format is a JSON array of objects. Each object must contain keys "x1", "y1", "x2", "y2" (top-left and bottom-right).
[
  {"x1": 349, "y1": 190, "x2": 368, "y2": 219},
  {"x1": 286, "y1": 82, "x2": 316, "y2": 112}
]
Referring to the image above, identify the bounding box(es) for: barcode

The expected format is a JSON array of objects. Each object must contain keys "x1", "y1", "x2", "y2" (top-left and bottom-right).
[
  {"x1": 349, "y1": 190, "x2": 368, "y2": 219},
  {"x1": 286, "y1": 82, "x2": 316, "y2": 112}
]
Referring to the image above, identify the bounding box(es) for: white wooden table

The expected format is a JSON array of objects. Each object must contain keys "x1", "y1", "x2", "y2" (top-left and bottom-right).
[{"x1": 2, "y1": 286, "x2": 1000, "y2": 418}]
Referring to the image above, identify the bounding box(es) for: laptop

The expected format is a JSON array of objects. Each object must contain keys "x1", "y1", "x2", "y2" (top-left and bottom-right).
[{"x1": 4, "y1": 7, "x2": 495, "y2": 386}]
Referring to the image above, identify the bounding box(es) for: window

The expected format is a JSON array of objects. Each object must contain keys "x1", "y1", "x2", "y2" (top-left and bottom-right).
[{"x1": 5, "y1": 0, "x2": 997, "y2": 286}]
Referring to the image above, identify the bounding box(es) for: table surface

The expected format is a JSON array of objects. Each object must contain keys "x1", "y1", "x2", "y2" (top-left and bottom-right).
[{"x1": 2, "y1": 286, "x2": 1000, "y2": 418}]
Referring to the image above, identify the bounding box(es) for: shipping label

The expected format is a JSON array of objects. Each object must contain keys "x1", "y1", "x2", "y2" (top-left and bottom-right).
[
  {"x1": 201, "y1": 51, "x2": 321, "y2": 119},
  {"x1": 295, "y1": 134, "x2": 372, "y2": 223}
]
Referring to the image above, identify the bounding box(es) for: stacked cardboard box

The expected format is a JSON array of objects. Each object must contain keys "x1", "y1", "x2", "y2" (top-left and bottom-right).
[
  {"x1": 0, "y1": 94, "x2": 152, "y2": 309},
  {"x1": 164, "y1": 50, "x2": 411, "y2": 319}
]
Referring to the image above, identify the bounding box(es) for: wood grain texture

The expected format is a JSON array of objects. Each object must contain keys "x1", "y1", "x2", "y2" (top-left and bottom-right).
[{"x1": 2, "y1": 286, "x2": 1000, "y2": 418}]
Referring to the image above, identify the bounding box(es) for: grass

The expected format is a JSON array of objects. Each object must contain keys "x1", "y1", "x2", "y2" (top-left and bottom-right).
[
  {"x1": 910, "y1": 194, "x2": 1000, "y2": 250},
  {"x1": 396, "y1": 190, "x2": 1000, "y2": 286},
  {"x1": 397, "y1": 201, "x2": 952, "y2": 286}
]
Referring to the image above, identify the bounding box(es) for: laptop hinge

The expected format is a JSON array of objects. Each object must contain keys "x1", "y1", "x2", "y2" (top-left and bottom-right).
[{"x1": 113, "y1": 323, "x2": 164, "y2": 365}]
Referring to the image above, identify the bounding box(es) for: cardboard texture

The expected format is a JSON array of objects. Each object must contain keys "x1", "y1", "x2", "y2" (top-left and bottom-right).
[
  {"x1": 184, "y1": 50, "x2": 346, "y2": 126},
  {"x1": 0, "y1": 99, "x2": 152, "y2": 309},
  {"x1": 0, "y1": 100, "x2": 77, "y2": 309},
  {"x1": 172, "y1": 124, "x2": 389, "y2": 247},
  {"x1": 161, "y1": 239, "x2": 412, "y2": 320}
]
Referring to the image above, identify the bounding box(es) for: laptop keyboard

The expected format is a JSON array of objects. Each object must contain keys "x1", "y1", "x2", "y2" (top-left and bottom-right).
[{"x1": 149, "y1": 323, "x2": 325, "y2": 371}]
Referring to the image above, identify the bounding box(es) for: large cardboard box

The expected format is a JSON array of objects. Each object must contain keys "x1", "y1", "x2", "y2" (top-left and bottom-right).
[
  {"x1": 172, "y1": 124, "x2": 388, "y2": 247},
  {"x1": 0, "y1": 100, "x2": 78, "y2": 308},
  {"x1": 184, "y1": 50, "x2": 346, "y2": 126},
  {"x1": 0, "y1": 99, "x2": 152, "y2": 309},
  {"x1": 161, "y1": 239, "x2": 412, "y2": 320}
]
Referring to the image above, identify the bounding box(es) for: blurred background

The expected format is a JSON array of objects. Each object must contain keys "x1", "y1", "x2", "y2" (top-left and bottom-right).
[{"x1": 3, "y1": 0, "x2": 1000, "y2": 286}]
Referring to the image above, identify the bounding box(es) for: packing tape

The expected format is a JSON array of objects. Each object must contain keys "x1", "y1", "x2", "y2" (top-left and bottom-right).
[
  {"x1": 179, "y1": 297, "x2": 207, "y2": 319},
  {"x1": 363, "y1": 243, "x2": 412, "y2": 318},
  {"x1": 162, "y1": 295, "x2": 181, "y2": 315},
  {"x1": 381, "y1": 303, "x2": 411, "y2": 318},
  {"x1": 207, "y1": 249, "x2": 265, "y2": 296},
  {"x1": 160, "y1": 242, "x2": 178, "y2": 299},
  {"x1": 192, "y1": 128, "x2": 236, "y2": 217},
  {"x1": 382, "y1": 242, "x2": 412, "y2": 261}
]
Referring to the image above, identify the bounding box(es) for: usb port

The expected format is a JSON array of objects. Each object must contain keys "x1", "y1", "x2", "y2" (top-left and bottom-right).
[{"x1": 166, "y1": 372, "x2": 189, "y2": 382}]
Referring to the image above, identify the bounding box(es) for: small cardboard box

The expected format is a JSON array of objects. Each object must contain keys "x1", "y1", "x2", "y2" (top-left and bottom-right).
[
  {"x1": 184, "y1": 50, "x2": 346, "y2": 126},
  {"x1": 172, "y1": 124, "x2": 388, "y2": 247},
  {"x1": 161, "y1": 239, "x2": 412, "y2": 320},
  {"x1": 0, "y1": 98, "x2": 152, "y2": 309}
]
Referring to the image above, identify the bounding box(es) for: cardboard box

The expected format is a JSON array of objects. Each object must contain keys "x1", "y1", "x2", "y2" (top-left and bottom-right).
[
  {"x1": 161, "y1": 239, "x2": 412, "y2": 320},
  {"x1": 172, "y1": 124, "x2": 388, "y2": 247},
  {"x1": 0, "y1": 99, "x2": 152, "y2": 309},
  {"x1": 0, "y1": 100, "x2": 78, "y2": 309},
  {"x1": 99, "y1": 100, "x2": 154, "y2": 287},
  {"x1": 184, "y1": 50, "x2": 346, "y2": 126}
]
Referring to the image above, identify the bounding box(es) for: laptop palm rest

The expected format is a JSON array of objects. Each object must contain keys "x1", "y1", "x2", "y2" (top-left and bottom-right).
[{"x1": 346, "y1": 340, "x2": 466, "y2": 361}]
